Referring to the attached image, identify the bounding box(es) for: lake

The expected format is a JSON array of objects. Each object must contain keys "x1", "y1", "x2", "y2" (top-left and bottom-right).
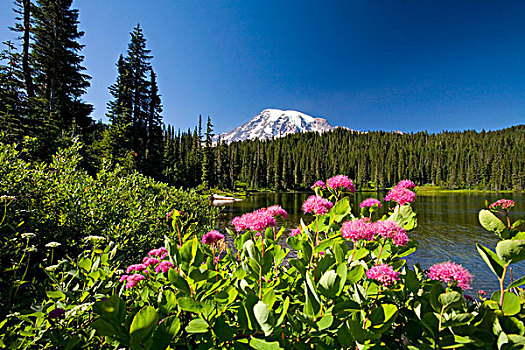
[{"x1": 215, "y1": 191, "x2": 525, "y2": 294}]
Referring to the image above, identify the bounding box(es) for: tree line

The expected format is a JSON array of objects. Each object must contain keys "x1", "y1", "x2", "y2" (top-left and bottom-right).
[{"x1": 1, "y1": 1, "x2": 523, "y2": 191}]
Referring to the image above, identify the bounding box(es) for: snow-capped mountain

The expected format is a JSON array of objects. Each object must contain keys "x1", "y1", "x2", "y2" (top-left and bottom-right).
[{"x1": 216, "y1": 109, "x2": 335, "y2": 143}]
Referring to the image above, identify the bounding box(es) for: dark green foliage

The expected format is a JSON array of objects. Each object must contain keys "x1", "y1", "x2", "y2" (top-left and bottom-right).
[
  {"x1": 212, "y1": 126, "x2": 525, "y2": 191},
  {"x1": 0, "y1": 137, "x2": 216, "y2": 317}
]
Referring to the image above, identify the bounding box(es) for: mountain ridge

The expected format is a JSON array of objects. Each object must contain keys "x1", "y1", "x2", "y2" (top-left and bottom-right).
[{"x1": 215, "y1": 109, "x2": 340, "y2": 143}]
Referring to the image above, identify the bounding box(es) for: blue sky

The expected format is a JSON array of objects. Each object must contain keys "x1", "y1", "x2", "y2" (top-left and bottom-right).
[{"x1": 1, "y1": 0, "x2": 524, "y2": 133}]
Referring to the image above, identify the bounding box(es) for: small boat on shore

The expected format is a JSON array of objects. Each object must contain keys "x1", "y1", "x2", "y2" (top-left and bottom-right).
[{"x1": 209, "y1": 193, "x2": 243, "y2": 206}]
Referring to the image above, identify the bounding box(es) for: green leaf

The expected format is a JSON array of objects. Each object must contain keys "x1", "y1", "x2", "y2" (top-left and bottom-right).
[
  {"x1": 93, "y1": 295, "x2": 126, "y2": 324},
  {"x1": 314, "y1": 237, "x2": 336, "y2": 253},
  {"x1": 303, "y1": 271, "x2": 321, "y2": 318},
  {"x1": 130, "y1": 306, "x2": 159, "y2": 344},
  {"x1": 508, "y1": 275, "x2": 525, "y2": 290},
  {"x1": 496, "y1": 239, "x2": 525, "y2": 264},
  {"x1": 46, "y1": 290, "x2": 66, "y2": 301},
  {"x1": 492, "y1": 291, "x2": 522, "y2": 316},
  {"x1": 316, "y1": 313, "x2": 334, "y2": 330},
  {"x1": 479, "y1": 209, "x2": 506, "y2": 236},
  {"x1": 476, "y1": 243, "x2": 504, "y2": 278},
  {"x1": 438, "y1": 291, "x2": 463, "y2": 310},
  {"x1": 249, "y1": 338, "x2": 283, "y2": 350},
  {"x1": 78, "y1": 257, "x2": 92, "y2": 271},
  {"x1": 168, "y1": 270, "x2": 191, "y2": 295},
  {"x1": 177, "y1": 297, "x2": 202, "y2": 313},
  {"x1": 91, "y1": 319, "x2": 117, "y2": 337},
  {"x1": 332, "y1": 197, "x2": 351, "y2": 223},
  {"x1": 158, "y1": 290, "x2": 177, "y2": 315},
  {"x1": 346, "y1": 264, "x2": 364, "y2": 284},
  {"x1": 253, "y1": 301, "x2": 274, "y2": 336},
  {"x1": 442, "y1": 313, "x2": 475, "y2": 327},
  {"x1": 318, "y1": 270, "x2": 339, "y2": 297},
  {"x1": 244, "y1": 240, "x2": 261, "y2": 264},
  {"x1": 430, "y1": 283, "x2": 446, "y2": 312},
  {"x1": 213, "y1": 316, "x2": 235, "y2": 343},
  {"x1": 185, "y1": 318, "x2": 209, "y2": 333},
  {"x1": 151, "y1": 316, "x2": 181, "y2": 350},
  {"x1": 275, "y1": 297, "x2": 290, "y2": 327}
]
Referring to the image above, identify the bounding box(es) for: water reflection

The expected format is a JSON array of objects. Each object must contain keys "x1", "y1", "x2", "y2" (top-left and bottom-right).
[{"x1": 216, "y1": 191, "x2": 525, "y2": 294}]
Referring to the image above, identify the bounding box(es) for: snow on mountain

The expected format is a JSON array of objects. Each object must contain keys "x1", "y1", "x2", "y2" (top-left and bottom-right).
[{"x1": 215, "y1": 109, "x2": 336, "y2": 143}]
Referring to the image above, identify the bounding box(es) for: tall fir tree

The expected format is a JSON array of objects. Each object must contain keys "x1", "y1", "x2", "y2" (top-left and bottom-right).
[
  {"x1": 32, "y1": 0, "x2": 93, "y2": 136},
  {"x1": 201, "y1": 116, "x2": 215, "y2": 187}
]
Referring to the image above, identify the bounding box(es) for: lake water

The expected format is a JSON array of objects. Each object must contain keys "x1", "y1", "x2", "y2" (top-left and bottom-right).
[{"x1": 215, "y1": 191, "x2": 525, "y2": 295}]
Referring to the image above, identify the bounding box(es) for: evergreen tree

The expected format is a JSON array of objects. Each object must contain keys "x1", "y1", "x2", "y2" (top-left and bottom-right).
[
  {"x1": 201, "y1": 116, "x2": 214, "y2": 187},
  {"x1": 32, "y1": 0, "x2": 93, "y2": 135}
]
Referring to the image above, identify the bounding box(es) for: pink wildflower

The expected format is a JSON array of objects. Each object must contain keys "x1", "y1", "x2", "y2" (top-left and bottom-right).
[
  {"x1": 360, "y1": 198, "x2": 382, "y2": 209},
  {"x1": 148, "y1": 247, "x2": 168, "y2": 258},
  {"x1": 478, "y1": 290, "x2": 487, "y2": 296},
  {"x1": 397, "y1": 179, "x2": 416, "y2": 189},
  {"x1": 290, "y1": 228, "x2": 301, "y2": 237},
  {"x1": 155, "y1": 260, "x2": 174, "y2": 274},
  {"x1": 341, "y1": 218, "x2": 375, "y2": 242},
  {"x1": 302, "y1": 195, "x2": 333, "y2": 215},
  {"x1": 374, "y1": 220, "x2": 409, "y2": 246},
  {"x1": 489, "y1": 199, "x2": 515, "y2": 211},
  {"x1": 326, "y1": 175, "x2": 355, "y2": 192},
  {"x1": 311, "y1": 180, "x2": 327, "y2": 190},
  {"x1": 142, "y1": 257, "x2": 160, "y2": 267},
  {"x1": 202, "y1": 230, "x2": 225, "y2": 245},
  {"x1": 232, "y1": 210, "x2": 276, "y2": 232},
  {"x1": 428, "y1": 261, "x2": 473, "y2": 289},
  {"x1": 119, "y1": 275, "x2": 129, "y2": 283},
  {"x1": 366, "y1": 264, "x2": 399, "y2": 286},
  {"x1": 266, "y1": 205, "x2": 288, "y2": 219},
  {"x1": 126, "y1": 264, "x2": 147, "y2": 274},
  {"x1": 384, "y1": 187, "x2": 416, "y2": 205},
  {"x1": 125, "y1": 273, "x2": 145, "y2": 289}
]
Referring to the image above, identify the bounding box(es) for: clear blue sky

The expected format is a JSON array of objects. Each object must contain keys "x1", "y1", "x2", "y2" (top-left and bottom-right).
[{"x1": 1, "y1": 0, "x2": 524, "y2": 133}]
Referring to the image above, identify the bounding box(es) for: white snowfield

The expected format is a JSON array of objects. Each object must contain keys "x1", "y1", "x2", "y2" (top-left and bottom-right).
[{"x1": 216, "y1": 109, "x2": 339, "y2": 143}]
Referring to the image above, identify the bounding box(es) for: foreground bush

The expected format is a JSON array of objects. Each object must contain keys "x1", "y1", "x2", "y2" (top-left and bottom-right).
[
  {"x1": 2, "y1": 176, "x2": 524, "y2": 349},
  {"x1": 0, "y1": 136, "x2": 216, "y2": 317}
]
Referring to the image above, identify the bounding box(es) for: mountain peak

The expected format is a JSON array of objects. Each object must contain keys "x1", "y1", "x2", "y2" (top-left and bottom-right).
[{"x1": 216, "y1": 109, "x2": 335, "y2": 143}]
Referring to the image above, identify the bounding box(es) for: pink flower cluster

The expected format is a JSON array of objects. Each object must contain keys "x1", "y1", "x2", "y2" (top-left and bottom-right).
[
  {"x1": 341, "y1": 219, "x2": 375, "y2": 242},
  {"x1": 266, "y1": 205, "x2": 288, "y2": 219},
  {"x1": 366, "y1": 264, "x2": 399, "y2": 286},
  {"x1": 397, "y1": 179, "x2": 416, "y2": 189},
  {"x1": 375, "y1": 220, "x2": 409, "y2": 246},
  {"x1": 302, "y1": 195, "x2": 334, "y2": 215},
  {"x1": 384, "y1": 186, "x2": 416, "y2": 206},
  {"x1": 289, "y1": 228, "x2": 301, "y2": 237},
  {"x1": 341, "y1": 219, "x2": 409, "y2": 246},
  {"x1": 232, "y1": 208, "x2": 277, "y2": 232},
  {"x1": 311, "y1": 180, "x2": 327, "y2": 190},
  {"x1": 428, "y1": 261, "x2": 473, "y2": 290},
  {"x1": 489, "y1": 199, "x2": 515, "y2": 211},
  {"x1": 360, "y1": 198, "x2": 382, "y2": 209},
  {"x1": 202, "y1": 230, "x2": 224, "y2": 245},
  {"x1": 326, "y1": 175, "x2": 355, "y2": 192},
  {"x1": 120, "y1": 247, "x2": 174, "y2": 289}
]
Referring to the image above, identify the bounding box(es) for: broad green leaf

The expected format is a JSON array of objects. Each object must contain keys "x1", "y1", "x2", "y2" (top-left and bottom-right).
[
  {"x1": 158, "y1": 290, "x2": 177, "y2": 315},
  {"x1": 93, "y1": 295, "x2": 126, "y2": 324},
  {"x1": 151, "y1": 316, "x2": 181, "y2": 350},
  {"x1": 492, "y1": 291, "x2": 521, "y2": 316},
  {"x1": 476, "y1": 243, "x2": 504, "y2": 278},
  {"x1": 508, "y1": 275, "x2": 525, "y2": 290},
  {"x1": 316, "y1": 313, "x2": 334, "y2": 330},
  {"x1": 130, "y1": 306, "x2": 159, "y2": 344},
  {"x1": 438, "y1": 291, "x2": 463, "y2": 310},
  {"x1": 185, "y1": 318, "x2": 209, "y2": 333},
  {"x1": 430, "y1": 283, "x2": 446, "y2": 312},
  {"x1": 249, "y1": 338, "x2": 283, "y2": 350},
  {"x1": 243, "y1": 240, "x2": 261, "y2": 264},
  {"x1": 91, "y1": 319, "x2": 117, "y2": 337},
  {"x1": 177, "y1": 297, "x2": 202, "y2": 313},
  {"x1": 253, "y1": 301, "x2": 274, "y2": 336},
  {"x1": 319, "y1": 270, "x2": 339, "y2": 297},
  {"x1": 496, "y1": 239, "x2": 525, "y2": 264},
  {"x1": 479, "y1": 209, "x2": 506, "y2": 236},
  {"x1": 212, "y1": 316, "x2": 235, "y2": 343},
  {"x1": 46, "y1": 290, "x2": 66, "y2": 301},
  {"x1": 78, "y1": 257, "x2": 92, "y2": 271},
  {"x1": 168, "y1": 270, "x2": 191, "y2": 295},
  {"x1": 314, "y1": 237, "x2": 336, "y2": 253},
  {"x1": 442, "y1": 313, "x2": 474, "y2": 327}
]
